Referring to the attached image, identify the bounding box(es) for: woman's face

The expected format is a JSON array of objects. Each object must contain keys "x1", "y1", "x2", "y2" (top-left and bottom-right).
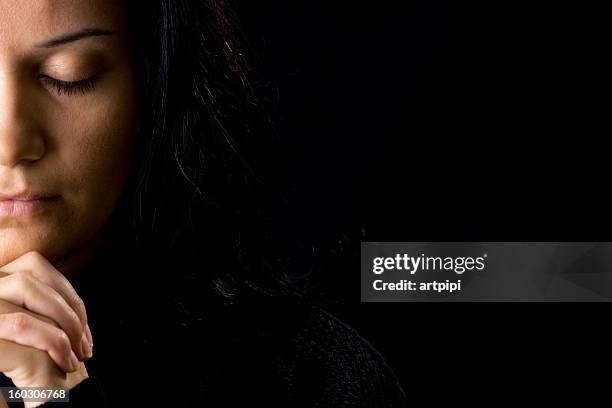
[{"x1": 0, "y1": 0, "x2": 137, "y2": 273}]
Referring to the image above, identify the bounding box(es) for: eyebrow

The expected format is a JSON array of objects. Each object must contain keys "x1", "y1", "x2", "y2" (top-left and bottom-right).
[{"x1": 35, "y1": 28, "x2": 116, "y2": 48}]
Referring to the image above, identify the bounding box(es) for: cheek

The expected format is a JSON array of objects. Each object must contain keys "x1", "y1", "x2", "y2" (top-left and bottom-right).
[{"x1": 47, "y1": 77, "x2": 138, "y2": 227}]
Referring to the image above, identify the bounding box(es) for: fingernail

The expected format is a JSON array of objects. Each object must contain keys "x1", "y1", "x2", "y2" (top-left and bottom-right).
[
  {"x1": 81, "y1": 333, "x2": 92, "y2": 359},
  {"x1": 85, "y1": 324, "x2": 93, "y2": 351},
  {"x1": 69, "y1": 350, "x2": 79, "y2": 371}
]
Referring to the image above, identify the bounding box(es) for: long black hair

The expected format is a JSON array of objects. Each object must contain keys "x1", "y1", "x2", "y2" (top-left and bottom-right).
[{"x1": 104, "y1": 1, "x2": 313, "y2": 305}]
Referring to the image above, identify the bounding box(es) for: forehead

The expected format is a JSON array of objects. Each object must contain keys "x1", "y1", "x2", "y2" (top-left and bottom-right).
[{"x1": 0, "y1": 0, "x2": 127, "y2": 49}]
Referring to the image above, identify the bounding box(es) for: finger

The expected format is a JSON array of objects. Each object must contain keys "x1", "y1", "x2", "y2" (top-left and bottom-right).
[
  {"x1": 0, "y1": 312, "x2": 78, "y2": 373},
  {"x1": 0, "y1": 338, "x2": 66, "y2": 391},
  {"x1": 0, "y1": 338, "x2": 38, "y2": 376},
  {"x1": 0, "y1": 271, "x2": 87, "y2": 361},
  {"x1": 0, "y1": 299, "x2": 60, "y2": 330},
  {"x1": 0, "y1": 301, "x2": 70, "y2": 380},
  {"x1": 0, "y1": 252, "x2": 90, "y2": 350},
  {"x1": 85, "y1": 323, "x2": 93, "y2": 352}
]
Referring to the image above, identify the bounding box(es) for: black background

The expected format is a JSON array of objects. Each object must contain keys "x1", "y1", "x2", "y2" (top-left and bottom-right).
[{"x1": 234, "y1": 0, "x2": 609, "y2": 395}]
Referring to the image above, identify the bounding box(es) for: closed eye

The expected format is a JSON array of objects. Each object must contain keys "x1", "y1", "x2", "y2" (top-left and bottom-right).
[{"x1": 40, "y1": 74, "x2": 99, "y2": 96}]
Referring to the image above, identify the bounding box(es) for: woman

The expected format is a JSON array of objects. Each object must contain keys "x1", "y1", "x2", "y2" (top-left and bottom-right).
[{"x1": 0, "y1": 1, "x2": 406, "y2": 406}]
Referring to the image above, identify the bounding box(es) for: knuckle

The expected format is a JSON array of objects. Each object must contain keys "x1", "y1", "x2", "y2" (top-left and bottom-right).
[
  {"x1": 53, "y1": 292, "x2": 80, "y2": 326},
  {"x1": 8, "y1": 312, "x2": 30, "y2": 333},
  {"x1": 24, "y1": 251, "x2": 45, "y2": 265},
  {"x1": 68, "y1": 308, "x2": 81, "y2": 328},
  {"x1": 53, "y1": 330, "x2": 71, "y2": 352},
  {"x1": 62, "y1": 308, "x2": 82, "y2": 334},
  {"x1": 70, "y1": 294, "x2": 87, "y2": 319},
  {"x1": 72, "y1": 293, "x2": 85, "y2": 310},
  {"x1": 15, "y1": 269, "x2": 34, "y2": 289}
]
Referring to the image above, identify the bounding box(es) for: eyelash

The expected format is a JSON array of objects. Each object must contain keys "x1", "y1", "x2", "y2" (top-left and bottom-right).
[{"x1": 39, "y1": 74, "x2": 99, "y2": 96}]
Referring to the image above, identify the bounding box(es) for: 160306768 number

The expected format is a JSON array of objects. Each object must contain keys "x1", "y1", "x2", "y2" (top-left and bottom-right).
[{"x1": 0, "y1": 387, "x2": 69, "y2": 403}]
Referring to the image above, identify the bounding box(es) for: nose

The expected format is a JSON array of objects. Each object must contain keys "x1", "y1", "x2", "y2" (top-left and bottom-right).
[{"x1": 0, "y1": 70, "x2": 45, "y2": 168}]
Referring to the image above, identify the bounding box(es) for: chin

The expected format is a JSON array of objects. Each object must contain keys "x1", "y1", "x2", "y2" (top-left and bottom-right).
[{"x1": 0, "y1": 228, "x2": 64, "y2": 268}]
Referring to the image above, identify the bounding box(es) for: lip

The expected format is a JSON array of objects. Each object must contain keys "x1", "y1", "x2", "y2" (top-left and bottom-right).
[
  {"x1": 0, "y1": 191, "x2": 54, "y2": 201},
  {"x1": 0, "y1": 195, "x2": 60, "y2": 218}
]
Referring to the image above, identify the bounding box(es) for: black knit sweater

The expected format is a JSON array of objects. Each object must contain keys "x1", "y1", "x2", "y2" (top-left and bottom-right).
[
  {"x1": 31, "y1": 304, "x2": 406, "y2": 407},
  {"x1": 1, "y1": 238, "x2": 406, "y2": 407}
]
